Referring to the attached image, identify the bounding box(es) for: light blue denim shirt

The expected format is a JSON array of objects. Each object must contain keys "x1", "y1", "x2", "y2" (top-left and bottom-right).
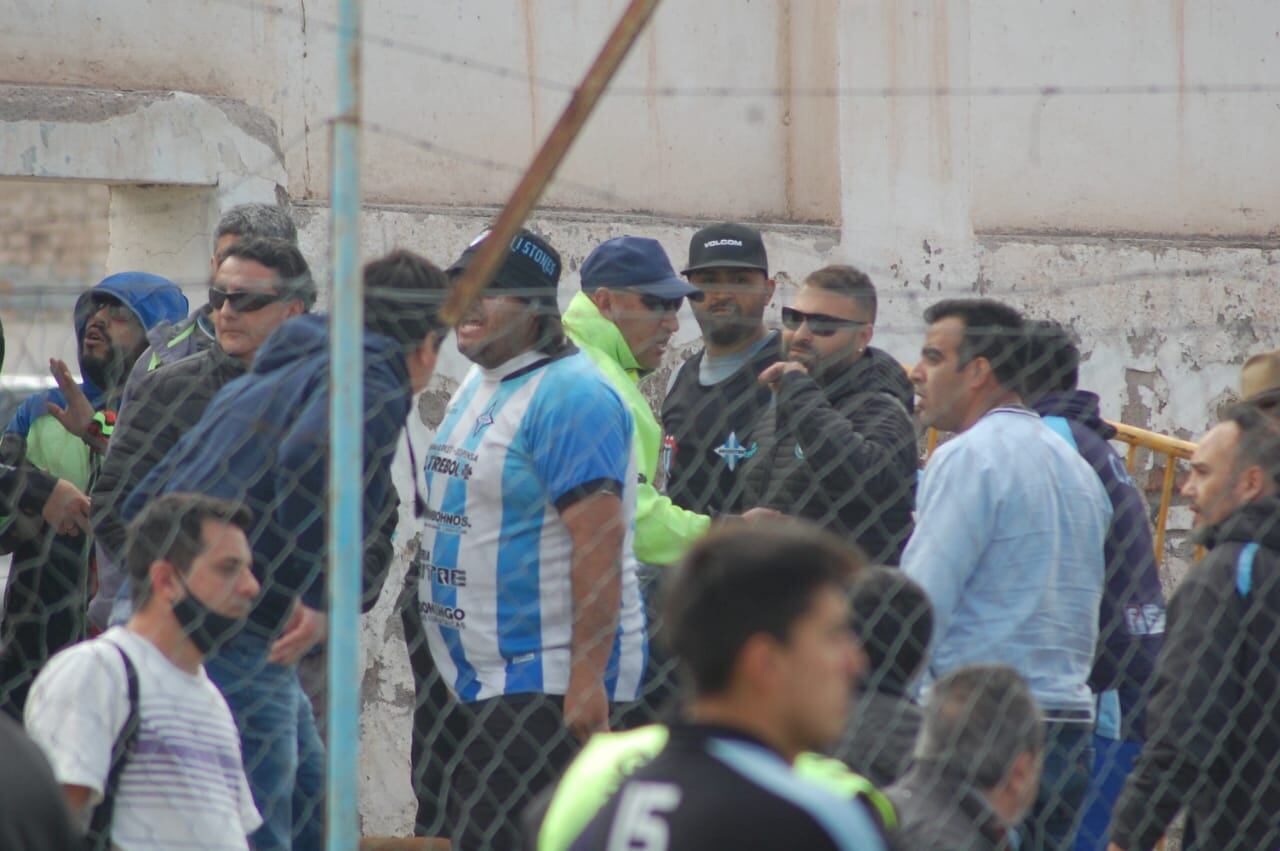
[{"x1": 902, "y1": 407, "x2": 1112, "y2": 719}]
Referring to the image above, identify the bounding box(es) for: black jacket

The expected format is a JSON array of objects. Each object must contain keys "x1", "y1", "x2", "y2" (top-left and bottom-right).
[
  {"x1": 1108, "y1": 496, "x2": 1280, "y2": 850},
  {"x1": 741, "y1": 346, "x2": 917, "y2": 563},
  {"x1": 92, "y1": 343, "x2": 249, "y2": 563},
  {"x1": 93, "y1": 340, "x2": 400, "y2": 619},
  {"x1": 0, "y1": 463, "x2": 57, "y2": 520},
  {"x1": 887, "y1": 764, "x2": 1014, "y2": 851}
]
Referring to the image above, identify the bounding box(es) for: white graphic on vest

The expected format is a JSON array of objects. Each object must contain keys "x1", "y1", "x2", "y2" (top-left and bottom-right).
[{"x1": 714, "y1": 431, "x2": 757, "y2": 471}]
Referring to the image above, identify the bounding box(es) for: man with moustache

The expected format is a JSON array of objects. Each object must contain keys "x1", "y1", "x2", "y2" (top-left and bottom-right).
[
  {"x1": 660, "y1": 223, "x2": 781, "y2": 516},
  {"x1": 1107, "y1": 404, "x2": 1280, "y2": 851},
  {"x1": 740, "y1": 265, "x2": 916, "y2": 564},
  {"x1": 90, "y1": 238, "x2": 326, "y2": 632},
  {"x1": 562, "y1": 236, "x2": 710, "y2": 567},
  {"x1": 0, "y1": 272, "x2": 187, "y2": 720},
  {"x1": 414, "y1": 229, "x2": 647, "y2": 850}
]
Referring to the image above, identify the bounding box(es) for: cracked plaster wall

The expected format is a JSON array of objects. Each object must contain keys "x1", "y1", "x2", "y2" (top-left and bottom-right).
[{"x1": 294, "y1": 206, "x2": 1278, "y2": 835}]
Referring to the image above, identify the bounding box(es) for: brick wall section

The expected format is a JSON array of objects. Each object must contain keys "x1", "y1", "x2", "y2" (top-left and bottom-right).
[{"x1": 0, "y1": 181, "x2": 109, "y2": 299}]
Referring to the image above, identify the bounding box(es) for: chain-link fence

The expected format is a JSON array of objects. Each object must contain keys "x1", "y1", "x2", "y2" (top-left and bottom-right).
[
  {"x1": 5, "y1": 194, "x2": 1280, "y2": 851},
  {"x1": 4, "y1": 1, "x2": 1280, "y2": 847}
]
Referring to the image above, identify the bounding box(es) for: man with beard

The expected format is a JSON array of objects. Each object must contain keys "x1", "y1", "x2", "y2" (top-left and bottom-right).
[
  {"x1": 0, "y1": 272, "x2": 187, "y2": 720},
  {"x1": 740, "y1": 265, "x2": 917, "y2": 564},
  {"x1": 1107, "y1": 404, "x2": 1280, "y2": 851},
  {"x1": 660, "y1": 224, "x2": 780, "y2": 516}
]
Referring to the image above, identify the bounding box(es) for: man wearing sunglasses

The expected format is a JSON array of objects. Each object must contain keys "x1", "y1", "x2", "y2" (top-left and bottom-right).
[
  {"x1": 0, "y1": 271, "x2": 188, "y2": 720},
  {"x1": 563, "y1": 236, "x2": 711, "y2": 568},
  {"x1": 125, "y1": 203, "x2": 299, "y2": 393},
  {"x1": 740, "y1": 265, "x2": 917, "y2": 565},
  {"x1": 91, "y1": 237, "x2": 319, "y2": 633},
  {"x1": 124, "y1": 249, "x2": 447, "y2": 851}
]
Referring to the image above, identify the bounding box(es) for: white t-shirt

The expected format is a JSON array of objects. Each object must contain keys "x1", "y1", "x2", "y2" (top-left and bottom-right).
[{"x1": 24, "y1": 627, "x2": 260, "y2": 850}]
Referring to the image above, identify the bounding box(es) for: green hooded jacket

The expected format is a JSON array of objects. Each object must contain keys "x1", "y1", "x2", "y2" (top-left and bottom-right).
[{"x1": 563, "y1": 293, "x2": 710, "y2": 565}]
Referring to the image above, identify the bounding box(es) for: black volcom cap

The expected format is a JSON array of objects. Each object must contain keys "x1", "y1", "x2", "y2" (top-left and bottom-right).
[{"x1": 682, "y1": 223, "x2": 768, "y2": 275}]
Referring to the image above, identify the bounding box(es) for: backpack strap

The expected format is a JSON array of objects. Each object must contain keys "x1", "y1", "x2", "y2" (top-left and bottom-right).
[
  {"x1": 84, "y1": 643, "x2": 141, "y2": 851},
  {"x1": 1236, "y1": 542, "x2": 1260, "y2": 598}
]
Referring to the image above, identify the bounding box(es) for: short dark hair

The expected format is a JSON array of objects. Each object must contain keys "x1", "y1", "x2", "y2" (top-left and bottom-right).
[
  {"x1": 850, "y1": 567, "x2": 933, "y2": 693},
  {"x1": 664, "y1": 521, "x2": 864, "y2": 696},
  {"x1": 214, "y1": 203, "x2": 298, "y2": 250},
  {"x1": 127, "y1": 494, "x2": 252, "y2": 608},
  {"x1": 1221, "y1": 402, "x2": 1280, "y2": 490},
  {"x1": 922, "y1": 298, "x2": 1026, "y2": 391},
  {"x1": 805, "y1": 265, "x2": 878, "y2": 322},
  {"x1": 218, "y1": 236, "x2": 316, "y2": 310},
  {"x1": 1022, "y1": 319, "x2": 1080, "y2": 400},
  {"x1": 916, "y1": 664, "x2": 1044, "y2": 789},
  {"x1": 364, "y1": 250, "x2": 449, "y2": 350}
]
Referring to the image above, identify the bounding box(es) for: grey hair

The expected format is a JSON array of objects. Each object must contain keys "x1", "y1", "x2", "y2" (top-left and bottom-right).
[
  {"x1": 915, "y1": 664, "x2": 1045, "y2": 788},
  {"x1": 213, "y1": 203, "x2": 298, "y2": 251}
]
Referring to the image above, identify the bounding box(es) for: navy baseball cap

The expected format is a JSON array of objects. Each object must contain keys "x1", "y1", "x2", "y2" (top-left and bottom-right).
[
  {"x1": 447, "y1": 228, "x2": 561, "y2": 303},
  {"x1": 580, "y1": 237, "x2": 703, "y2": 301}
]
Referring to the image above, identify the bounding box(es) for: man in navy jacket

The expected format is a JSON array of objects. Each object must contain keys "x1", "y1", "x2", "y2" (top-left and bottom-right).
[
  {"x1": 1024, "y1": 320, "x2": 1166, "y2": 850},
  {"x1": 123, "y1": 250, "x2": 448, "y2": 851}
]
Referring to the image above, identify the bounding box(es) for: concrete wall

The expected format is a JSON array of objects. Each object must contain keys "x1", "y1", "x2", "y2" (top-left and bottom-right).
[
  {"x1": 6, "y1": 1, "x2": 1273, "y2": 231},
  {"x1": 292, "y1": 205, "x2": 1278, "y2": 834},
  {"x1": 3, "y1": 0, "x2": 1279, "y2": 837}
]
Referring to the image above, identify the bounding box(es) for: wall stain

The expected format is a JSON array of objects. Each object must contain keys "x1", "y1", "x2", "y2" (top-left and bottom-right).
[
  {"x1": 778, "y1": 0, "x2": 796, "y2": 218},
  {"x1": 520, "y1": 0, "x2": 539, "y2": 151},
  {"x1": 929, "y1": 0, "x2": 952, "y2": 181}
]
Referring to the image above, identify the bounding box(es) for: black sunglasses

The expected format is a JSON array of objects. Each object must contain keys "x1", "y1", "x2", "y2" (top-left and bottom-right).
[
  {"x1": 209, "y1": 287, "x2": 287, "y2": 313},
  {"x1": 88, "y1": 296, "x2": 136, "y2": 323},
  {"x1": 638, "y1": 293, "x2": 684, "y2": 314},
  {"x1": 781, "y1": 307, "x2": 867, "y2": 337}
]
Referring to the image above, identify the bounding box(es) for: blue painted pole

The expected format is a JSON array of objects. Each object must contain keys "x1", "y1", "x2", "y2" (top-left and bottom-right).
[{"x1": 327, "y1": 0, "x2": 362, "y2": 845}]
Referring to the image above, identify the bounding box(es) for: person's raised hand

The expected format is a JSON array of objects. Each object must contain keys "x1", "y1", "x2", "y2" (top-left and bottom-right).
[
  {"x1": 757, "y1": 361, "x2": 808, "y2": 393},
  {"x1": 46, "y1": 359, "x2": 105, "y2": 452}
]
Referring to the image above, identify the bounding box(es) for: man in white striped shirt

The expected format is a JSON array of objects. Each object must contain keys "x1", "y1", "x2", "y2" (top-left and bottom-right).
[
  {"x1": 414, "y1": 229, "x2": 647, "y2": 850},
  {"x1": 25, "y1": 493, "x2": 261, "y2": 850}
]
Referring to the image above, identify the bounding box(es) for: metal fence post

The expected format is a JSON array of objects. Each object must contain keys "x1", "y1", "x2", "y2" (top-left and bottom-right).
[{"x1": 328, "y1": 0, "x2": 363, "y2": 846}]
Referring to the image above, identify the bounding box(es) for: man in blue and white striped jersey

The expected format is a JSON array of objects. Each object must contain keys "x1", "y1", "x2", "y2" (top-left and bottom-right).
[{"x1": 415, "y1": 228, "x2": 647, "y2": 851}]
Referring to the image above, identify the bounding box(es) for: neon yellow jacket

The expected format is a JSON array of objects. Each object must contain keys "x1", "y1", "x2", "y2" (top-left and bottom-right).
[
  {"x1": 536, "y1": 725, "x2": 897, "y2": 851},
  {"x1": 562, "y1": 293, "x2": 710, "y2": 565}
]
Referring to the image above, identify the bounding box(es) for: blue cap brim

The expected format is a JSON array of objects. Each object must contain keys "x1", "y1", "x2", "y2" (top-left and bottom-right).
[{"x1": 625, "y1": 276, "x2": 705, "y2": 301}]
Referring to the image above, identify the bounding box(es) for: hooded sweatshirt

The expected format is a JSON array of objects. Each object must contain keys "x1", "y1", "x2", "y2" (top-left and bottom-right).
[
  {"x1": 3, "y1": 272, "x2": 189, "y2": 489},
  {"x1": 741, "y1": 346, "x2": 917, "y2": 564},
  {"x1": 121, "y1": 314, "x2": 412, "y2": 636},
  {"x1": 562, "y1": 293, "x2": 710, "y2": 566},
  {"x1": 0, "y1": 272, "x2": 186, "y2": 719},
  {"x1": 1034, "y1": 390, "x2": 1164, "y2": 740}
]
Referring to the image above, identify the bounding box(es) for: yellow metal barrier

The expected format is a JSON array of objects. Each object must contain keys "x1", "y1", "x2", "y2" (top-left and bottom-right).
[
  {"x1": 923, "y1": 421, "x2": 1197, "y2": 567},
  {"x1": 1106, "y1": 421, "x2": 1197, "y2": 567}
]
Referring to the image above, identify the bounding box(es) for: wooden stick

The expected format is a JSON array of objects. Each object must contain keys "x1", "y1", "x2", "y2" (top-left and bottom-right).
[{"x1": 440, "y1": 0, "x2": 663, "y2": 326}]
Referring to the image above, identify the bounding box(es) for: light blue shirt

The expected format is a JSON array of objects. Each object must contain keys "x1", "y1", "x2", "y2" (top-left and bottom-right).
[
  {"x1": 416, "y1": 350, "x2": 648, "y2": 703},
  {"x1": 902, "y1": 407, "x2": 1112, "y2": 718}
]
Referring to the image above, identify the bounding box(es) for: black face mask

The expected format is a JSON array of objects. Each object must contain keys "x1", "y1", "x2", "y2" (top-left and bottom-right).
[{"x1": 172, "y1": 582, "x2": 247, "y2": 655}]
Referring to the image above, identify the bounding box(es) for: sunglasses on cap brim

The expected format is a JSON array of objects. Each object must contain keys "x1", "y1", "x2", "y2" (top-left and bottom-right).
[{"x1": 781, "y1": 307, "x2": 867, "y2": 337}]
